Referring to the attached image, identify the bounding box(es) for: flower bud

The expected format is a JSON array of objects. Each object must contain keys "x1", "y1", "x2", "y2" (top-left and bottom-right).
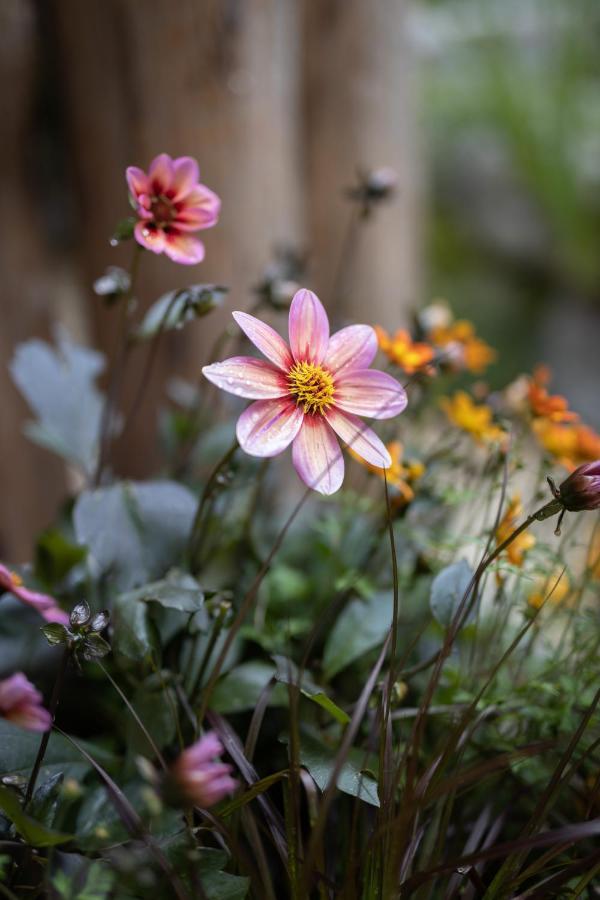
[
  {"x1": 167, "y1": 732, "x2": 236, "y2": 809},
  {"x1": 557, "y1": 460, "x2": 600, "y2": 511}
]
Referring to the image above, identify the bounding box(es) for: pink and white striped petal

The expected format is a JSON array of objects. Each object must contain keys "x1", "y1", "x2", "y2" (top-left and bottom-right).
[
  {"x1": 184, "y1": 186, "x2": 222, "y2": 217},
  {"x1": 163, "y1": 232, "x2": 205, "y2": 265},
  {"x1": 148, "y1": 153, "x2": 174, "y2": 193},
  {"x1": 171, "y1": 157, "x2": 200, "y2": 200},
  {"x1": 176, "y1": 205, "x2": 220, "y2": 231},
  {"x1": 326, "y1": 408, "x2": 391, "y2": 468},
  {"x1": 202, "y1": 357, "x2": 288, "y2": 399},
  {"x1": 324, "y1": 325, "x2": 378, "y2": 375},
  {"x1": 292, "y1": 417, "x2": 344, "y2": 495},
  {"x1": 126, "y1": 166, "x2": 149, "y2": 200},
  {"x1": 335, "y1": 369, "x2": 408, "y2": 420},
  {"x1": 233, "y1": 311, "x2": 294, "y2": 371},
  {"x1": 288, "y1": 289, "x2": 329, "y2": 365},
  {"x1": 236, "y1": 398, "x2": 304, "y2": 457},
  {"x1": 134, "y1": 222, "x2": 166, "y2": 254}
]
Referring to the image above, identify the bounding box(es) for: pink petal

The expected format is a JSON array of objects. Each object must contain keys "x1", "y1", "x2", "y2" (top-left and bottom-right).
[
  {"x1": 9, "y1": 706, "x2": 52, "y2": 732},
  {"x1": 175, "y1": 204, "x2": 220, "y2": 232},
  {"x1": 163, "y1": 231, "x2": 205, "y2": 265},
  {"x1": 182, "y1": 185, "x2": 221, "y2": 218},
  {"x1": 134, "y1": 221, "x2": 166, "y2": 254},
  {"x1": 148, "y1": 153, "x2": 174, "y2": 193},
  {"x1": 126, "y1": 166, "x2": 149, "y2": 199},
  {"x1": 202, "y1": 357, "x2": 288, "y2": 399},
  {"x1": 236, "y1": 398, "x2": 303, "y2": 458},
  {"x1": 326, "y1": 408, "x2": 391, "y2": 468},
  {"x1": 0, "y1": 673, "x2": 35, "y2": 709},
  {"x1": 183, "y1": 733, "x2": 223, "y2": 766},
  {"x1": 292, "y1": 417, "x2": 344, "y2": 495},
  {"x1": 335, "y1": 370, "x2": 408, "y2": 420},
  {"x1": 171, "y1": 156, "x2": 200, "y2": 200},
  {"x1": 232, "y1": 311, "x2": 294, "y2": 372},
  {"x1": 288, "y1": 289, "x2": 329, "y2": 364},
  {"x1": 40, "y1": 605, "x2": 70, "y2": 625},
  {"x1": 324, "y1": 325, "x2": 378, "y2": 375}
]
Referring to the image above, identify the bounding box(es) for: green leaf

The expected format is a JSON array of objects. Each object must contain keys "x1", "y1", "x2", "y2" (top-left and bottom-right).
[
  {"x1": 123, "y1": 570, "x2": 204, "y2": 614},
  {"x1": 28, "y1": 772, "x2": 64, "y2": 829},
  {"x1": 0, "y1": 784, "x2": 72, "y2": 846},
  {"x1": 134, "y1": 285, "x2": 227, "y2": 341},
  {"x1": 35, "y1": 528, "x2": 87, "y2": 587},
  {"x1": 272, "y1": 655, "x2": 350, "y2": 725},
  {"x1": 284, "y1": 728, "x2": 380, "y2": 807},
  {"x1": 0, "y1": 719, "x2": 117, "y2": 781},
  {"x1": 112, "y1": 591, "x2": 154, "y2": 662},
  {"x1": 41, "y1": 622, "x2": 70, "y2": 646},
  {"x1": 81, "y1": 632, "x2": 111, "y2": 661},
  {"x1": 323, "y1": 591, "x2": 394, "y2": 680},
  {"x1": 430, "y1": 559, "x2": 474, "y2": 628},
  {"x1": 9, "y1": 330, "x2": 108, "y2": 477},
  {"x1": 111, "y1": 216, "x2": 136, "y2": 244},
  {"x1": 73, "y1": 481, "x2": 197, "y2": 592},
  {"x1": 211, "y1": 662, "x2": 288, "y2": 714}
]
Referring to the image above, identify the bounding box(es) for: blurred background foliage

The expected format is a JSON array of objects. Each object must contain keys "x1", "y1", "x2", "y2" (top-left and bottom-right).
[{"x1": 415, "y1": 0, "x2": 600, "y2": 413}]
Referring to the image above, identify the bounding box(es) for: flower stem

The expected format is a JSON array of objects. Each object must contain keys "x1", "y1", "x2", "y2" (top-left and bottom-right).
[
  {"x1": 188, "y1": 440, "x2": 238, "y2": 572},
  {"x1": 24, "y1": 647, "x2": 70, "y2": 807},
  {"x1": 93, "y1": 243, "x2": 142, "y2": 487}
]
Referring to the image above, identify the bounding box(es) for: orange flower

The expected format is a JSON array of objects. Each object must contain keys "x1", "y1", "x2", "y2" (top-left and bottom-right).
[
  {"x1": 441, "y1": 391, "x2": 506, "y2": 445},
  {"x1": 528, "y1": 366, "x2": 579, "y2": 423},
  {"x1": 429, "y1": 320, "x2": 496, "y2": 374},
  {"x1": 496, "y1": 494, "x2": 536, "y2": 569},
  {"x1": 350, "y1": 440, "x2": 424, "y2": 506},
  {"x1": 533, "y1": 418, "x2": 600, "y2": 471},
  {"x1": 375, "y1": 326, "x2": 435, "y2": 375},
  {"x1": 527, "y1": 568, "x2": 571, "y2": 610}
]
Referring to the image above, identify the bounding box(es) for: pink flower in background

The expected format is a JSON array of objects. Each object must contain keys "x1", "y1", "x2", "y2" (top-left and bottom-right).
[
  {"x1": 0, "y1": 673, "x2": 51, "y2": 732},
  {"x1": 171, "y1": 732, "x2": 236, "y2": 808},
  {"x1": 0, "y1": 563, "x2": 69, "y2": 624},
  {"x1": 126, "y1": 153, "x2": 220, "y2": 265},
  {"x1": 203, "y1": 288, "x2": 407, "y2": 494}
]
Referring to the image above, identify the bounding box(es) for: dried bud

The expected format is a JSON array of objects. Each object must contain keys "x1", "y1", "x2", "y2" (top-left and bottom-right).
[
  {"x1": 70, "y1": 600, "x2": 91, "y2": 628},
  {"x1": 555, "y1": 461, "x2": 600, "y2": 512}
]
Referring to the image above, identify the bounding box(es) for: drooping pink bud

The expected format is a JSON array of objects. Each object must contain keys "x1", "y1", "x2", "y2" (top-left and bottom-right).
[
  {"x1": 557, "y1": 460, "x2": 600, "y2": 511},
  {"x1": 170, "y1": 732, "x2": 236, "y2": 808},
  {"x1": 0, "y1": 673, "x2": 51, "y2": 732}
]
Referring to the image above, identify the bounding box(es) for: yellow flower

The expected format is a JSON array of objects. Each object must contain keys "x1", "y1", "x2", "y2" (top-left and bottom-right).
[
  {"x1": 528, "y1": 366, "x2": 579, "y2": 423},
  {"x1": 496, "y1": 494, "x2": 536, "y2": 569},
  {"x1": 532, "y1": 419, "x2": 600, "y2": 472},
  {"x1": 441, "y1": 391, "x2": 506, "y2": 445},
  {"x1": 430, "y1": 320, "x2": 496, "y2": 374},
  {"x1": 527, "y1": 568, "x2": 571, "y2": 610},
  {"x1": 349, "y1": 440, "x2": 424, "y2": 506},
  {"x1": 375, "y1": 326, "x2": 435, "y2": 375}
]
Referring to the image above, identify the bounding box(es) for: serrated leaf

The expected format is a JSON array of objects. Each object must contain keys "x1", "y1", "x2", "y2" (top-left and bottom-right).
[
  {"x1": 430, "y1": 559, "x2": 475, "y2": 628},
  {"x1": 29, "y1": 772, "x2": 64, "y2": 829},
  {"x1": 9, "y1": 330, "x2": 109, "y2": 477},
  {"x1": 134, "y1": 285, "x2": 227, "y2": 341},
  {"x1": 123, "y1": 571, "x2": 204, "y2": 613},
  {"x1": 323, "y1": 591, "x2": 394, "y2": 680}
]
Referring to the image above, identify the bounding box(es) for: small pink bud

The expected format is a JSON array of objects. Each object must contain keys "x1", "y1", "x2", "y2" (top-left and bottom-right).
[
  {"x1": 169, "y1": 732, "x2": 236, "y2": 808},
  {"x1": 0, "y1": 673, "x2": 51, "y2": 732}
]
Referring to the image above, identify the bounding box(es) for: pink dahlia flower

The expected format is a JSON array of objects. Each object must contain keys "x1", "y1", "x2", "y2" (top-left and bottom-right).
[
  {"x1": 171, "y1": 732, "x2": 236, "y2": 808},
  {"x1": 0, "y1": 563, "x2": 69, "y2": 624},
  {"x1": 0, "y1": 672, "x2": 51, "y2": 732},
  {"x1": 202, "y1": 289, "x2": 407, "y2": 494},
  {"x1": 126, "y1": 153, "x2": 220, "y2": 265}
]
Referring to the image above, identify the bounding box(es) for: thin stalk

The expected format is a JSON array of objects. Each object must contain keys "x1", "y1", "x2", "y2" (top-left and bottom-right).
[
  {"x1": 97, "y1": 660, "x2": 167, "y2": 771},
  {"x1": 188, "y1": 440, "x2": 238, "y2": 571},
  {"x1": 24, "y1": 647, "x2": 70, "y2": 806},
  {"x1": 94, "y1": 243, "x2": 142, "y2": 486}
]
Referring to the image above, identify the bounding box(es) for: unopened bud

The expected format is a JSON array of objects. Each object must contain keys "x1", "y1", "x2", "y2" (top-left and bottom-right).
[{"x1": 556, "y1": 461, "x2": 600, "y2": 512}]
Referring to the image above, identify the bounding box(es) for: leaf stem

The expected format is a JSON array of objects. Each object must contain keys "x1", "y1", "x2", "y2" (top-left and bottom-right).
[{"x1": 24, "y1": 647, "x2": 70, "y2": 806}]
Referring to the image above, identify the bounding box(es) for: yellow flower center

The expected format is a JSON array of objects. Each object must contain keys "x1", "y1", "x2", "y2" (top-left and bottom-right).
[
  {"x1": 288, "y1": 361, "x2": 335, "y2": 415},
  {"x1": 10, "y1": 571, "x2": 23, "y2": 587}
]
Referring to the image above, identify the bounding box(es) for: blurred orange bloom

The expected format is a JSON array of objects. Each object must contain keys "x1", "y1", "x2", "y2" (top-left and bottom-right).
[
  {"x1": 527, "y1": 568, "x2": 571, "y2": 610},
  {"x1": 496, "y1": 494, "x2": 536, "y2": 570},
  {"x1": 533, "y1": 419, "x2": 600, "y2": 471},
  {"x1": 528, "y1": 366, "x2": 579, "y2": 423},
  {"x1": 375, "y1": 326, "x2": 435, "y2": 375},
  {"x1": 441, "y1": 391, "x2": 506, "y2": 445},
  {"x1": 430, "y1": 320, "x2": 496, "y2": 374},
  {"x1": 350, "y1": 440, "x2": 424, "y2": 506}
]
